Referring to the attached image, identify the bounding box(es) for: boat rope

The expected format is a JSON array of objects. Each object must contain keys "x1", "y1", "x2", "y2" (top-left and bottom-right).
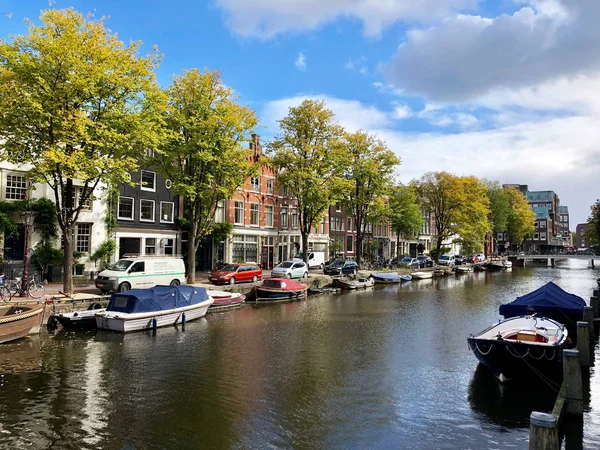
[
  {"x1": 505, "y1": 341, "x2": 561, "y2": 392},
  {"x1": 475, "y1": 342, "x2": 493, "y2": 355},
  {"x1": 0, "y1": 308, "x2": 43, "y2": 324}
]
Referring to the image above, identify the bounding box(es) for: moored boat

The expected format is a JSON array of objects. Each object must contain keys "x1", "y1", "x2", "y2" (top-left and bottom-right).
[
  {"x1": 410, "y1": 272, "x2": 433, "y2": 280},
  {"x1": 54, "y1": 306, "x2": 105, "y2": 331},
  {"x1": 254, "y1": 278, "x2": 308, "y2": 302},
  {"x1": 336, "y1": 277, "x2": 375, "y2": 290},
  {"x1": 95, "y1": 286, "x2": 213, "y2": 333},
  {"x1": 456, "y1": 266, "x2": 473, "y2": 274},
  {"x1": 400, "y1": 275, "x2": 412, "y2": 282},
  {"x1": 468, "y1": 315, "x2": 568, "y2": 382},
  {"x1": 206, "y1": 290, "x2": 245, "y2": 312},
  {"x1": 369, "y1": 273, "x2": 402, "y2": 284},
  {"x1": 0, "y1": 304, "x2": 44, "y2": 344}
]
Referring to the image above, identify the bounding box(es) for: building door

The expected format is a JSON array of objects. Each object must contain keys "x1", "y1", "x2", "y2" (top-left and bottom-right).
[
  {"x1": 4, "y1": 225, "x2": 25, "y2": 260},
  {"x1": 119, "y1": 238, "x2": 141, "y2": 258},
  {"x1": 409, "y1": 243, "x2": 417, "y2": 258}
]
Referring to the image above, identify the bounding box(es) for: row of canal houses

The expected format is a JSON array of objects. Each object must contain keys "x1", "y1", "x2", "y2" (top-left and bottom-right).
[{"x1": 0, "y1": 135, "x2": 446, "y2": 281}]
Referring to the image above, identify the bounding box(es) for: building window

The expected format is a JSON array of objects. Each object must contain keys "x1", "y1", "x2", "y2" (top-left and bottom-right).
[
  {"x1": 117, "y1": 197, "x2": 134, "y2": 220},
  {"x1": 141, "y1": 170, "x2": 156, "y2": 192},
  {"x1": 72, "y1": 264, "x2": 84, "y2": 276},
  {"x1": 336, "y1": 203, "x2": 341, "y2": 212},
  {"x1": 265, "y1": 205, "x2": 274, "y2": 227},
  {"x1": 291, "y1": 208, "x2": 299, "y2": 229},
  {"x1": 540, "y1": 221, "x2": 546, "y2": 228},
  {"x1": 497, "y1": 232, "x2": 503, "y2": 241},
  {"x1": 145, "y1": 238, "x2": 156, "y2": 255},
  {"x1": 321, "y1": 216, "x2": 326, "y2": 234},
  {"x1": 266, "y1": 179, "x2": 274, "y2": 194},
  {"x1": 283, "y1": 186, "x2": 289, "y2": 197},
  {"x1": 234, "y1": 201, "x2": 244, "y2": 225},
  {"x1": 534, "y1": 232, "x2": 539, "y2": 240},
  {"x1": 540, "y1": 232, "x2": 547, "y2": 241},
  {"x1": 72, "y1": 188, "x2": 92, "y2": 212},
  {"x1": 76, "y1": 223, "x2": 91, "y2": 253},
  {"x1": 164, "y1": 239, "x2": 174, "y2": 255},
  {"x1": 250, "y1": 203, "x2": 260, "y2": 226},
  {"x1": 215, "y1": 201, "x2": 225, "y2": 223},
  {"x1": 347, "y1": 235, "x2": 354, "y2": 252},
  {"x1": 160, "y1": 202, "x2": 174, "y2": 223},
  {"x1": 5, "y1": 175, "x2": 27, "y2": 200},
  {"x1": 232, "y1": 235, "x2": 258, "y2": 262},
  {"x1": 347, "y1": 217, "x2": 352, "y2": 231},
  {"x1": 251, "y1": 177, "x2": 260, "y2": 192},
  {"x1": 140, "y1": 199, "x2": 155, "y2": 222},
  {"x1": 281, "y1": 207, "x2": 288, "y2": 229}
]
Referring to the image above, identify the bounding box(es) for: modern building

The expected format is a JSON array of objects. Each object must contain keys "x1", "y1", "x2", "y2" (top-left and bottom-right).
[
  {"x1": 559, "y1": 206, "x2": 570, "y2": 246},
  {"x1": 576, "y1": 223, "x2": 589, "y2": 249},
  {"x1": 522, "y1": 190, "x2": 564, "y2": 251}
]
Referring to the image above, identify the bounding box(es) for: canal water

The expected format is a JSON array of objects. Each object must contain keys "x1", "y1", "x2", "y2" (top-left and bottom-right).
[{"x1": 0, "y1": 261, "x2": 598, "y2": 449}]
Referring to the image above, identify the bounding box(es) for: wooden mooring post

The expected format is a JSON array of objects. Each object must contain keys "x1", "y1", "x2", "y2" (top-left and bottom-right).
[
  {"x1": 577, "y1": 322, "x2": 591, "y2": 368},
  {"x1": 583, "y1": 306, "x2": 595, "y2": 338},
  {"x1": 563, "y1": 349, "x2": 584, "y2": 415},
  {"x1": 591, "y1": 295, "x2": 599, "y2": 319},
  {"x1": 529, "y1": 412, "x2": 559, "y2": 450}
]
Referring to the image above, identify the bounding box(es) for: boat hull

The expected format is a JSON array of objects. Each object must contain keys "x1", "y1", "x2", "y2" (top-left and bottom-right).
[
  {"x1": 410, "y1": 272, "x2": 433, "y2": 279},
  {"x1": 254, "y1": 287, "x2": 306, "y2": 302},
  {"x1": 468, "y1": 337, "x2": 564, "y2": 382},
  {"x1": 95, "y1": 301, "x2": 212, "y2": 333},
  {"x1": 0, "y1": 305, "x2": 44, "y2": 344},
  {"x1": 55, "y1": 309, "x2": 105, "y2": 331}
]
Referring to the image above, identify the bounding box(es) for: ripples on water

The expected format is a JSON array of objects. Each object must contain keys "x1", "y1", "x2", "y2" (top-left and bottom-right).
[{"x1": 0, "y1": 260, "x2": 598, "y2": 449}]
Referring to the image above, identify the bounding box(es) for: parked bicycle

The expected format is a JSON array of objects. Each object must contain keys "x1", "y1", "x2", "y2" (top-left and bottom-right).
[{"x1": 6, "y1": 272, "x2": 45, "y2": 299}]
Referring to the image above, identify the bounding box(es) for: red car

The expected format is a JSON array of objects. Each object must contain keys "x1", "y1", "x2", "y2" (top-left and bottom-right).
[{"x1": 209, "y1": 263, "x2": 262, "y2": 285}]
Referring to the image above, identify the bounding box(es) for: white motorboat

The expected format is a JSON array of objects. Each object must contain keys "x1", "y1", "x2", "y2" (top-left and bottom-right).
[
  {"x1": 410, "y1": 272, "x2": 433, "y2": 279},
  {"x1": 455, "y1": 266, "x2": 474, "y2": 274},
  {"x1": 96, "y1": 286, "x2": 213, "y2": 333}
]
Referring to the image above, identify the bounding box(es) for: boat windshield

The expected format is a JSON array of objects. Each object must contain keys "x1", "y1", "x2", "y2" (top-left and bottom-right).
[
  {"x1": 402, "y1": 257, "x2": 413, "y2": 263},
  {"x1": 278, "y1": 262, "x2": 294, "y2": 268},
  {"x1": 108, "y1": 260, "x2": 134, "y2": 271},
  {"x1": 220, "y1": 264, "x2": 240, "y2": 272}
]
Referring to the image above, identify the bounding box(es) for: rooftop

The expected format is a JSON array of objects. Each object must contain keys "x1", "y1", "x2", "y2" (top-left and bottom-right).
[
  {"x1": 526, "y1": 190, "x2": 557, "y2": 203},
  {"x1": 559, "y1": 205, "x2": 569, "y2": 214},
  {"x1": 532, "y1": 206, "x2": 550, "y2": 219}
]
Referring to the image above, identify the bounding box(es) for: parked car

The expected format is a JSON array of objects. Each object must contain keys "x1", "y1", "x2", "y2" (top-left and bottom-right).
[
  {"x1": 209, "y1": 263, "x2": 262, "y2": 285},
  {"x1": 271, "y1": 261, "x2": 309, "y2": 279},
  {"x1": 399, "y1": 257, "x2": 420, "y2": 269},
  {"x1": 95, "y1": 257, "x2": 186, "y2": 293},
  {"x1": 454, "y1": 255, "x2": 465, "y2": 265},
  {"x1": 417, "y1": 255, "x2": 433, "y2": 268},
  {"x1": 438, "y1": 255, "x2": 456, "y2": 266},
  {"x1": 292, "y1": 251, "x2": 325, "y2": 269},
  {"x1": 323, "y1": 260, "x2": 359, "y2": 276}
]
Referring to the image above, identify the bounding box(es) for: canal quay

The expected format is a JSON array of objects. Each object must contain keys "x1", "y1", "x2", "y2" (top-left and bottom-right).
[{"x1": 0, "y1": 261, "x2": 598, "y2": 449}]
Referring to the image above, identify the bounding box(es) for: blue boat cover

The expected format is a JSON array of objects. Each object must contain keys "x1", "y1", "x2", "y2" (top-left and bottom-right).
[
  {"x1": 107, "y1": 285, "x2": 209, "y2": 314},
  {"x1": 370, "y1": 272, "x2": 401, "y2": 281},
  {"x1": 499, "y1": 282, "x2": 585, "y2": 319}
]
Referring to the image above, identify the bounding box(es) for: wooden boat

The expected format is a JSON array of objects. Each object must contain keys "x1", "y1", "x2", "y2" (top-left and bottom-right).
[
  {"x1": 336, "y1": 277, "x2": 375, "y2": 290},
  {"x1": 95, "y1": 286, "x2": 213, "y2": 333},
  {"x1": 369, "y1": 273, "x2": 402, "y2": 284},
  {"x1": 206, "y1": 290, "x2": 245, "y2": 312},
  {"x1": 468, "y1": 316, "x2": 568, "y2": 382},
  {"x1": 410, "y1": 272, "x2": 433, "y2": 280},
  {"x1": 0, "y1": 304, "x2": 44, "y2": 344},
  {"x1": 254, "y1": 278, "x2": 308, "y2": 302}
]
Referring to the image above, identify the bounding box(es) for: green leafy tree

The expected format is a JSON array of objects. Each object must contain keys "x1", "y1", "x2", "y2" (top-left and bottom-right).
[
  {"x1": 506, "y1": 186, "x2": 536, "y2": 248},
  {"x1": 584, "y1": 200, "x2": 600, "y2": 254},
  {"x1": 388, "y1": 185, "x2": 423, "y2": 259},
  {"x1": 155, "y1": 69, "x2": 257, "y2": 283},
  {"x1": 0, "y1": 9, "x2": 164, "y2": 293},
  {"x1": 454, "y1": 176, "x2": 492, "y2": 254},
  {"x1": 268, "y1": 100, "x2": 347, "y2": 264},
  {"x1": 342, "y1": 130, "x2": 400, "y2": 267}
]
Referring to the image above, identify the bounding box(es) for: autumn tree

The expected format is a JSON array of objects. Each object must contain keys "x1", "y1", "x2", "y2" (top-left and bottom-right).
[
  {"x1": 505, "y1": 186, "x2": 536, "y2": 248},
  {"x1": 155, "y1": 69, "x2": 257, "y2": 283},
  {"x1": 268, "y1": 100, "x2": 346, "y2": 264},
  {"x1": 388, "y1": 185, "x2": 423, "y2": 259},
  {"x1": 584, "y1": 200, "x2": 600, "y2": 254},
  {"x1": 415, "y1": 172, "x2": 491, "y2": 263},
  {"x1": 485, "y1": 181, "x2": 510, "y2": 254},
  {"x1": 342, "y1": 131, "x2": 400, "y2": 266},
  {"x1": 0, "y1": 9, "x2": 163, "y2": 293}
]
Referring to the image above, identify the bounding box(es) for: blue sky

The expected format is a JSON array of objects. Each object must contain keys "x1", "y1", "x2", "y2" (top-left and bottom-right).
[{"x1": 1, "y1": 0, "x2": 599, "y2": 225}]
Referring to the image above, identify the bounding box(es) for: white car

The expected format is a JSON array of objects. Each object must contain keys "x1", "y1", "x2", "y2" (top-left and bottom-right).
[
  {"x1": 438, "y1": 255, "x2": 456, "y2": 266},
  {"x1": 271, "y1": 261, "x2": 309, "y2": 279}
]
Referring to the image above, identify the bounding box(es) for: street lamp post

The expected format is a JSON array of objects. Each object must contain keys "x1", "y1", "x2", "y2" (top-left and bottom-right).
[{"x1": 19, "y1": 210, "x2": 36, "y2": 296}]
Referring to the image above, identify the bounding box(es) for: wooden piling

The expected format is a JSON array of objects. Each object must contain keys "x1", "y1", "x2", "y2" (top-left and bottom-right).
[
  {"x1": 591, "y1": 296, "x2": 600, "y2": 319},
  {"x1": 529, "y1": 412, "x2": 559, "y2": 450},
  {"x1": 583, "y1": 306, "x2": 595, "y2": 338},
  {"x1": 593, "y1": 289, "x2": 600, "y2": 298},
  {"x1": 563, "y1": 349, "x2": 583, "y2": 416},
  {"x1": 577, "y1": 322, "x2": 591, "y2": 368}
]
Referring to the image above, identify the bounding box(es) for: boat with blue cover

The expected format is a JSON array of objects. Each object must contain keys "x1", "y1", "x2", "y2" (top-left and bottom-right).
[
  {"x1": 369, "y1": 273, "x2": 406, "y2": 284},
  {"x1": 95, "y1": 285, "x2": 213, "y2": 332},
  {"x1": 499, "y1": 282, "x2": 585, "y2": 340}
]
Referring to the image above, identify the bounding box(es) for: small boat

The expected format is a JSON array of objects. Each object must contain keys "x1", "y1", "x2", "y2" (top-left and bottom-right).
[
  {"x1": 433, "y1": 269, "x2": 447, "y2": 277},
  {"x1": 54, "y1": 308, "x2": 104, "y2": 331},
  {"x1": 254, "y1": 278, "x2": 308, "y2": 302},
  {"x1": 468, "y1": 315, "x2": 568, "y2": 382},
  {"x1": 95, "y1": 285, "x2": 213, "y2": 333},
  {"x1": 206, "y1": 290, "x2": 245, "y2": 312},
  {"x1": 0, "y1": 304, "x2": 44, "y2": 344},
  {"x1": 400, "y1": 275, "x2": 412, "y2": 282},
  {"x1": 369, "y1": 273, "x2": 402, "y2": 284},
  {"x1": 410, "y1": 272, "x2": 433, "y2": 280},
  {"x1": 308, "y1": 286, "x2": 341, "y2": 295},
  {"x1": 455, "y1": 266, "x2": 473, "y2": 274},
  {"x1": 504, "y1": 261, "x2": 513, "y2": 269},
  {"x1": 336, "y1": 277, "x2": 375, "y2": 290},
  {"x1": 499, "y1": 282, "x2": 585, "y2": 341},
  {"x1": 473, "y1": 265, "x2": 487, "y2": 272}
]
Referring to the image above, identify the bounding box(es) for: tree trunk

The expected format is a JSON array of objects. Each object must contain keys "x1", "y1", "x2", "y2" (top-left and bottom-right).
[
  {"x1": 356, "y1": 233, "x2": 363, "y2": 267},
  {"x1": 435, "y1": 236, "x2": 444, "y2": 264},
  {"x1": 396, "y1": 232, "x2": 401, "y2": 260},
  {"x1": 63, "y1": 229, "x2": 74, "y2": 294},
  {"x1": 301, "y1": 232, "x2": 309, "y2": 264},
  {"x1": 187, "y1": 226, "x2": 197, "y2": 284}
]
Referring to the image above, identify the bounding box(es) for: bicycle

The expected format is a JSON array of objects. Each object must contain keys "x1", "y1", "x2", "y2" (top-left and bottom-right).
[
  {"x1": 8, "y1": 272, "x2": 45, "y2": 299},
  {"x1": 0, "y1": 274, "x2": 11, "y2": 301}
]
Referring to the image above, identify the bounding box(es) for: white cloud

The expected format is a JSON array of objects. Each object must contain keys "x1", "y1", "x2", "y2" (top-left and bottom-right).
[
  {"x1": 214, "y1": 0, "x2": 478, "y2": 38},
  {"x1": 295, "y1": 52, "x2": 307, "y2": 71},
  {"x1": 391, "y1": 102, "x2": 412, "y2": 119},
  {"x1": 372, "y1": 81, "x2": 404, "y2": 96},
  {"x1": 385, "y1": 0, "x2": 600, "y2": 102},
  {"x1": 345, "y1": 56, "x2": 368, "y2": 75}
]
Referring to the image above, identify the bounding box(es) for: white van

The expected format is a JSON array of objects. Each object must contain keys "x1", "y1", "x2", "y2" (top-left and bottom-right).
[
  {"x1": 95, "y1": 257, "x2": 186, "y2": 293},
  {"x1": 292, "y1": 251, "x2": 325, "y2": 269},
  {"x1": 438, "y1": 255, "x2": 456, "y2": 266}
]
